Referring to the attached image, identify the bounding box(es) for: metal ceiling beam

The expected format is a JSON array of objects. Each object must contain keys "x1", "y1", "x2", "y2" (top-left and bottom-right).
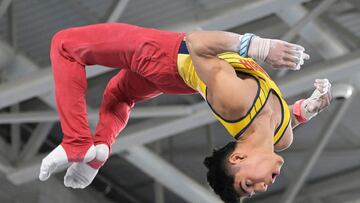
[
  {"x1": 34, "y1": 91, "x2": 97, "y2": 132},
  {"x1": 10, "y1": 105, "x2": 20, "y2": 161},
  {"x1": 0, "y1": 66, "x2": 113, "y2": 110},
  {"x1": 0, "y1": 40, "x2": 14, "y2": 69},
  {"x1": 280, "y1": 93, "x2": 354, "y2": 203},
  {"x1": 154, "y1": 142, "x2": 165, "y2": 203},
  {"x1": 63, "y1": 0, "x2": 99, "y2": 23},
  {"x1": 123, "y1": 146, "x2": 222, "y2": 203},
  {"x1": 0, "y1": 174, "x2": 113, "y2": 203},
  {"x1": 347, "y1": 0, "x2": 360, "y2": 12},
  {"x1": 254, "y1": 167, "x2": 360, "y2": 203},
  {"x1": 0, "y1": 151, "x2": 13, "y2": 174},
  {"x1": 336, "y1": 123, "x2": 360, "y2": 145},
  {"x1": 37, "y1": 177, "x2": 114, "y2": 203},
  {"x1": 298, "y1": 169, "x2": 360, "y2": 202},
  {"x1": 320, "y1": 14, "x2": 360, "y2": 49},
  {"x1": 17, "y1": 123, "x2": 53, "y2": 163},
  {"x1": 0, "y1": 176, "x2": 31, "y2": 202},
  {"x1": 168, "y1": 0, "x2": 310, "y2": 31},
  {"x1": 277, "y1": 4, "x2": 348, "y2": 59},
  {"x1": 0, "y1": 136, "x2": 10, "y2": 158},
  {"x1": 276, "y1": 0, "x2": 339, "y2": 77},
  {"x1": 3, "y1": 50, "x2": 39, "y2": 77},
  {"x1": 277, "y1": 50, "x2": 360, "y2": 98},
  {"x1": 112, "y1": 107, "x2": 213, "y2": 152},
  {"x1": 107, "y1": 0, "x2": 130, "y2": 22},
  {"x1": 94, "y1": 174, "x2": 143, "y2": 203},
  {"x1": 0, "y1": 0, "x2": 131, "y2": 110},
  {"x1": 328, "y1": 193, "x2": 360, "y2": 203},
  {"x1": 8, "y1": 0, "x2": 16, "y2": 48},
  {"x1": 0, "y1": 0, "x2": 12, "y2": 20},
  {"x1": 7, "y1": 156, "x2": 43, "y2": 185},
  {"x1": 5, "y1": 51, "x2": 360, "y2": 184},
  {"x1": 282, "y1": 0, "x2": 337, "y2": 42},
  {"x1": 2, "y1": 0, "x2": 129, "y2": 76},
  {"x1": 284, "y1": 148, "x2": 360, "y2": 159},
  {"x1": 0, "y1": 105, "x2": 197, "y2": 124},
  {"x1": 6, "y1": 107, "x2": 214, "y2": 184},
  {"x1": 306, "y1": 197, "x2": 324, "y2": 203},
  {"x1": 0, "y1": 0, "x2": 133, "y2": 149}
]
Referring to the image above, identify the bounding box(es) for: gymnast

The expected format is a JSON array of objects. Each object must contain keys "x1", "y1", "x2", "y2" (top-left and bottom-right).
[{"x1": 38, "y1": 23, "x2": 332, "y2": 202}]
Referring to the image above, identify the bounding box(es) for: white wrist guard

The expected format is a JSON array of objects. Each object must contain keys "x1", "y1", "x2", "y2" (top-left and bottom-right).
[
  {"x1": 247, "y1": 36, "x2": 271, "y2": 62},
  {"x1": 293, "y1": 79, "x2": 332, "y2": 124}
]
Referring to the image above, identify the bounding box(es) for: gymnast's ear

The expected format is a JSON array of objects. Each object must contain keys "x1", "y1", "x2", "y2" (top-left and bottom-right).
[{"x1": 228, "y1": 153, "x2": 247, "y2": 165}]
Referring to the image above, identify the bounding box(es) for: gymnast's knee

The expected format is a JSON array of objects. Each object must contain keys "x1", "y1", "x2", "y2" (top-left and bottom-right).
[
  {"x1": 50, "y1": 29, "x2": 77, "y2": 62},
  {"x1": 106, "y1": 70, "x2": 135, "y2": 101}
]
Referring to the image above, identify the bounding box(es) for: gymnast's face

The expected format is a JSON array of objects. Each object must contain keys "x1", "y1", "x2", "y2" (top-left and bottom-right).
[{"x1": 227, "y1": 149, "x2": 284, "y2": 198}]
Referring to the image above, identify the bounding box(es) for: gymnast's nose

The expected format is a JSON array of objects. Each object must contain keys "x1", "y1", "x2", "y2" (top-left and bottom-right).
[{"x1": 254, "y1": 182, "x2": 268, "y2": 192}]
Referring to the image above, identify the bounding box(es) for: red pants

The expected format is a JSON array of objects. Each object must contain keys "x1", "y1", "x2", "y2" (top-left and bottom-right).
[{"x1": 50, "y1": 23, "x2": 196, "y2": 161}]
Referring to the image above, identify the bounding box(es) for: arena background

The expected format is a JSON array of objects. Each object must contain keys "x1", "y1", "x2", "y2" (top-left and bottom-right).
[{"x1": 0, "y1": 0, "x2": 359, "y2": 202}]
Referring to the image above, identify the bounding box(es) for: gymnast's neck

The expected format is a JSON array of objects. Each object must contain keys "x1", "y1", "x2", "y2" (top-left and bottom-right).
[{"x1": 236, "y1": 110, "x2": 276, "y2": 152}]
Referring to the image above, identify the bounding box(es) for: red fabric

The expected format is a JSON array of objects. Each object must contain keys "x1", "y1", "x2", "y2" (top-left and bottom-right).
[
  {"x1": 50, "y1": 23, "x2": 196, "y2": 161},
  {"x1": 87, "y1": 157, "x2": 106, "y2": 169},
  {"x1": 293, "y1": 99, "x2": 307, "y2": 124},
  {"x1": 92, "y1": 69, "x2": 162, "y2": 147}
]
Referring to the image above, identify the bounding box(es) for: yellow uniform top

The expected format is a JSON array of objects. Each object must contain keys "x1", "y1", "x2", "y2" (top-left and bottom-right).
[{"x1": 177, "y1": 44, "x2": 290, "y2": 144}]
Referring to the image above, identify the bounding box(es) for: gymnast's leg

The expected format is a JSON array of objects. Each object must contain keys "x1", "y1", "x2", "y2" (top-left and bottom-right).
[
  {"x1": 64, "y1": 69, "x2": 162, "y2": 188},
  {"x1": 40, "y1": 22, "x2": 189, "y2": 182},
  {"x1": 39, "y1": 23, "x2": 154, "y2": 181}
]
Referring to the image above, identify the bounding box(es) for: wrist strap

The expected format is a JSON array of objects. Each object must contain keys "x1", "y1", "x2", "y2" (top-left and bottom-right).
[
  {"x1": 239, "y1": 33, "x2": 255, "y2": 57},
  {"x1": 293, "y1": 99, "x2": 307, "y2": 124}
]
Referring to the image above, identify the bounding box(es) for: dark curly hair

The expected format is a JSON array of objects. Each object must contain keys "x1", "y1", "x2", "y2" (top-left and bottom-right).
[{"x1": 204, "y1": 141, "x2": 240, "y2": 203}]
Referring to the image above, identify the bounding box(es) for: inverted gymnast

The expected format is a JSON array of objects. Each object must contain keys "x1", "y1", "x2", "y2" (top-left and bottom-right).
[{"x1": 38, "y1": 23, "x2": 332, "y2": 202}]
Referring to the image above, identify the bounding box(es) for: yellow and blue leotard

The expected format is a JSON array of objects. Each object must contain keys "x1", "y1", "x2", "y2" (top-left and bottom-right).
[{"x1": 177, "y1": 41, "x2": 290, "y2": 144}]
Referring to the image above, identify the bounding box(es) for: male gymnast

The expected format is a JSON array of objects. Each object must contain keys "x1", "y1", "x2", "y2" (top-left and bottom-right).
[{"x1": 38, "y1": 23, "x2": 332, "y2": 202}]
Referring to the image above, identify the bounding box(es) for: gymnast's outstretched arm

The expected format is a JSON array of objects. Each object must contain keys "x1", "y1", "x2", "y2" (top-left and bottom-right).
[
  {"x1": 274, "y1": 79, "x2": 332, "y2": 151},
  {"x1": 185, "y1": 30, "x2": 309, "y2": 70},
  {"x1": 291, "y1": 78, "x2": 332, "y2": 128}
]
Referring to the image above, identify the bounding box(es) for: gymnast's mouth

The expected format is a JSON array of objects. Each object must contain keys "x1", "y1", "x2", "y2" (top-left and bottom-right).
[
  {"x1": 272, "y1": 173, "x2": 278, "y2": 183},
  {"x1": 272, "y1": 169, "x2": 281, "y2": 183},
  {"x1": 240, "y1": 184, "x2": 249, "y2": 196},
  {"x1": 239, "y1": 181, "x2": 252, "y2": 197}
]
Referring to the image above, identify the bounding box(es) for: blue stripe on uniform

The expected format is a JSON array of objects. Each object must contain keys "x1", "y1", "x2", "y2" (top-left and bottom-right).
[{"x1": 178, "y1": 41, "x2": 189, "y2": 54}]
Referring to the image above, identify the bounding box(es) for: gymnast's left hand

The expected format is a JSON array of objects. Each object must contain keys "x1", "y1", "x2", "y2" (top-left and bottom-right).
[
  {"x1": 302, "y1": 79, "x2": 332, "y2": 120},
  {"x1": 265, "y1": 39, "x2": 310, "y2": 70}
]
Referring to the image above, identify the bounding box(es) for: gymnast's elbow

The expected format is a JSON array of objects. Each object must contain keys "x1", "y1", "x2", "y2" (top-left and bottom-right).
[{"x1": 185, "y1": 31, "x2": 211, "y2": 56}]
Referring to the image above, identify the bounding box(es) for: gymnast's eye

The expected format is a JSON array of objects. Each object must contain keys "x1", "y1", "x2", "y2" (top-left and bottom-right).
[{"x1": 245, "y1": 180, "x2": 253, "y2": 187}]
